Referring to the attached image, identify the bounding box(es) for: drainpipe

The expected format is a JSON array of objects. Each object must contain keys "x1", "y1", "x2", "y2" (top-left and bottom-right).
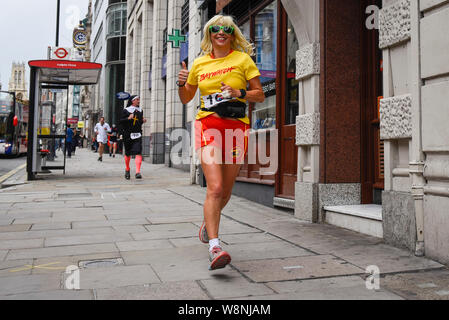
[{"x1": 409, "y1": 0, "x2": 425, "y2": 256}]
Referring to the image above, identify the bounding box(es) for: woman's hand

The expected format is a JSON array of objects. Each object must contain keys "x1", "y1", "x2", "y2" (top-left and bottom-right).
[
  {"x1": 128, "y1": 114, "x2": 134, "y2": 120},
  {"x1": 220, "y1": 82, "x2": 240, "y2": 98},
  {"x1": 178, "y1": 61, "x2": 189, "y2": 85},
  {"x1": 178, "y1": 62, "x2": 198, "y2": 105}
]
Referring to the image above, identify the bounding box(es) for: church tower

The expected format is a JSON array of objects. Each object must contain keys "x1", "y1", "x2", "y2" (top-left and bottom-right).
[{"x1": 8, "y1": 62, "x2": 28, "y2": 101}]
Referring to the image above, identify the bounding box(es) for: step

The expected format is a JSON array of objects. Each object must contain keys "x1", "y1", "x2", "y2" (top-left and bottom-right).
[
  {"x1": 273, "y1": 197, "x2": 295, "y2": 210},
  {"x1": 323, "y1": 205, "x2": 383, "y2": 238}
]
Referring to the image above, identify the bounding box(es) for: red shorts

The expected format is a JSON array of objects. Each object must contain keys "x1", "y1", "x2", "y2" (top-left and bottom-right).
[{"x1": 195, "y1": 115, "x2": 249, "y2": 164}]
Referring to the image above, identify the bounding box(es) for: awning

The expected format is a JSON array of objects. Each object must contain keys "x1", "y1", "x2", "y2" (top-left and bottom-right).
[{"x1": 28, "y1": 60, "x2": 102, "y2": 85}]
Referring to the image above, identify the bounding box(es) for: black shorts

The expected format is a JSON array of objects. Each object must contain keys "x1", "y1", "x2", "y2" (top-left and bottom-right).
[
  {"x1": 110, "y1": 137, "x2": 118, "y2": 143},
  {"x1": 124, "y1": 138, "x2": 142, "y2": 156}
]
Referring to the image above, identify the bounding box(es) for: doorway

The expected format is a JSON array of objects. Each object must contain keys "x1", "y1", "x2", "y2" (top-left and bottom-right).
[
  {"x1": 276, "y1": 4, "x2": 299, "y2": 199},
  {"x1": 361, "y1": 0, "x2": 384, "y2": 204}
]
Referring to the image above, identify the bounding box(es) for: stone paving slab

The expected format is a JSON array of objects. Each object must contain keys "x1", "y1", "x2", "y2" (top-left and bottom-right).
[
  {"x1": 31, "y1": 222, "x2": 71, "y2": 231},
  {"x1": 95, "y1": 281, "x2": 210, "y2": 300},
  {"x1": 0, "y1": 289, "x2": 94, "y2": 300},
  {"x1": 274, "y1": 276, "x2": 403, "y2": 300},
  {"x1": 72, "y1": 218, "x2": 150, "y2": 229},
  {"x1": 6, "y1": 243, "x2": 119, "y2": 260},
  {"x1": 381, "y1": 269, "x2": 449, "y2": 300},
  {"x1": 64, "y1": 265, "x2": 161, "y2": 290},
  {"x1": 0, "y1": 250, "x2": 7, "y2": 261},
  {"x1": 235, "y1": 276, "x2": 403, "y2": 300},
  {"x1": 200, "y1": 274, "x2": 275, "y2": 299},
  {"x1": 146, "y1": 214, "x2": 203, "y2": 224},
  {"x1": 0, "y1": 274, "x2": 62, "y2": 296},
  {"x1": 331, "y1": 244, "x2": 443, "y2": 273},
  {"x1": 116, "y1": 239, "x2": 174, "y2": 252},
  {"x1": 13, "y1": 214, "x2": 107, "y2": 225},
  {"x1": 0, "y1": 259, "x2": 34, "y2": 277},
  {"x1": 6, "y1": 209, "x2": 54, "y2": 216},
  {"x1": 232, "y1": 255, "x2": 365, "y2": 283},
  {"x1": 0, "y1": 218, "x2": 13, "y2": 226},
  {"x1": 44, "y1": 233, "x2": 132, "y2": 247},
  {"x1": 222, "y1": 241, "x2": 313, "y2": 262},
  {"x1": 105, "y1": 213, "x2": 154, "y2": 220},
  {"x1": 31, "y1": 253, "x2": 123, "y2": 275},
  {"x1": 169, "y1": 237, "x2": 204, "y2": 248},
  {"x1": 0, "y1": 227, "x2": 115, "y2": 241},
  {"x1": 133, "y1": 223, "x2": 199, "y2": 240},
  {"x1": 0, "y1": 238, "x2": 44, "y2": 250},
  {"x1": 121, "y1": 245, "x2": 208, "y2": 266},
  {"x1": 0, "y1": 224, "x2": 32, "y2": 232},
  {"x1": 112, "y1": 225, "x2": 148, "y2": 233},
  {"x1": 220, "y1": 232, "x2": 280, "y2": 245},
  {"x1": 152, "y1": 259, "x2": 239, "y2": 282},
  {"x1": 121, "y1": 245, "x2": 238, "y2": 282}
]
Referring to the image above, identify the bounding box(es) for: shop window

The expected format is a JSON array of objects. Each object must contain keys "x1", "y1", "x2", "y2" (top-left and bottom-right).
[
  {"x1": 251, "y1": 2, "x2": 277, "y2": 130},
  {"x1": 285, "y1": 17, "x2": 299, "y2": 125}
]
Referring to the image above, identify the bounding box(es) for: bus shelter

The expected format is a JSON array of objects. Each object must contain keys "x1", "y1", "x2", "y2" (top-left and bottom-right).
[{"x1": 27, "y1": 60, "x2": 102, "y2": 180}]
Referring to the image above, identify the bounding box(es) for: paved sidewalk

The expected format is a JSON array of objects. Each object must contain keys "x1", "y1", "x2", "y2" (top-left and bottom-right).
[{"x1": 0, "y1": 148, "x2": 447, "y2": 300}]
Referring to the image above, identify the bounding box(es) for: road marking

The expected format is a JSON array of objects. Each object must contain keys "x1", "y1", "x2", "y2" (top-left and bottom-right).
[
  {"x1": 0, "y1": 163, "x2": 26, "y2": 184},
  {"x1": 9, "y1": 262, "x2": 66, "y2": 273},
  {"x1": 101, "y1": 192, "x2": 116, "y2": 199},
  {"x1": 283, "y1": 265, "x2": 304, "y2": 270}
]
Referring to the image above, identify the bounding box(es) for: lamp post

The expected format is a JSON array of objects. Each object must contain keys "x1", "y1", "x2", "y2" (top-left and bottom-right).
[{"x1": 56, "y1": 0, "x2": 61, "y2": 47}]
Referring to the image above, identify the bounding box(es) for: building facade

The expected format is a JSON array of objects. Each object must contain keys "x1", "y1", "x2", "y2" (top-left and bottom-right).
[
  {"x1": 124, "y1": 0, "x2": 449, "y2": 266},
  {"x1": 8, "y1": 62, "x2": 28, "y2": 101},
  {"x1": 90, "y1": 0, "x2": 127, "y2": 131}
]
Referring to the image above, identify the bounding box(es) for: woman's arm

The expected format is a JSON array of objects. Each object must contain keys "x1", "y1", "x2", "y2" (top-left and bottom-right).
[
  {"x1": 220, "y1": 77, "x2": 265, "y2": 103},
  {"x1": 179, "y1": 83, "x2": 198, "y2": 105},
  {"x1": 178, "y1": 61, "x2": 198, "y2": 105}
]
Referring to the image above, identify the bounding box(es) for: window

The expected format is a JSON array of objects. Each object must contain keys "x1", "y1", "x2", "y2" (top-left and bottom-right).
[
  {"x1": 285, "y1": 17, "x2": 299, "y2": 125},
  {"x1": 181, "y1": 0, "x2": 189, "y2": 35},
  {"x1": 251, "y1": 2, "x2": 277, "y2": 130},
  {"x1": 94, "y1": 0, "x2": 104, "y2": 22},
  {"x1": 106, "y1": 2, "x2": 127, "y2": 39},
  {"x1": 106, "y1": 36, "x2": 126, "y2": 62}
]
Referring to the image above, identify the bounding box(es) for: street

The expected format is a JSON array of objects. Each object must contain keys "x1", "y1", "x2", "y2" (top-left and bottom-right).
[
  {"x1": 0, "y1": 148, "x2": 448, "y2": 301},
  {"x1": 0, "y1": 155, "x2": 26, "y2": 177}
]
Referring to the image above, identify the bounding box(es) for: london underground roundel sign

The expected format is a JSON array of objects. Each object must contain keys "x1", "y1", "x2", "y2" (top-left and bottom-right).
[{"x1": 54, "y1": 48, "x2": 69, "y2": 59}]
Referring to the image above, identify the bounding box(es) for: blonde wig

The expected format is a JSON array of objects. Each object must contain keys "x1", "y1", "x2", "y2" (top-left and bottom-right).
[{"x1": 200, "y1": 15, "x2": 255, "y2": 57}]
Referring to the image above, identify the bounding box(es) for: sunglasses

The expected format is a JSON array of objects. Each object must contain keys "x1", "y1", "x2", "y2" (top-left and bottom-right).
[{"x1": 209, "y1": 25, "x2": 234, "y2": 35}]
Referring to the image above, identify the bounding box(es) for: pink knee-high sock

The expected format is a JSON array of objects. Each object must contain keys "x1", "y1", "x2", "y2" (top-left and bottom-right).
[
  {"x1": 125, "y1": 156, "x2": 131, "y2": 171},
  {"x1": 135, "y1": 155, "x2": 143, "y2": 173}
]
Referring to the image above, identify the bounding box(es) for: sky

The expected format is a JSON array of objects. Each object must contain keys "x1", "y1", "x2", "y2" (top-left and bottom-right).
[{"x1": 0, "y1": 0, "x2": 90, "y2": 91}]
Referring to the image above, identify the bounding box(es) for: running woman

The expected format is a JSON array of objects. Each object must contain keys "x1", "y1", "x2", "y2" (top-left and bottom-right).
[
  {"x1": 177, "y1": 15, "x2": 265, "y2": 270},
  {"x1": 109, "y1": 124, "x2": 119, "y2": 158},
  {"x1": 120, "y1": 96, "x2": 147, "y2": 180},
  {"x1": 94, "y1": 117, "x2": 111, "y2": 162}
]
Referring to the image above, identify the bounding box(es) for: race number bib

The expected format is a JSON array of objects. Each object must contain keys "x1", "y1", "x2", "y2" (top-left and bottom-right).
[
  {"x1": 130, "y1": 133, "x2": 142, "y2": 140},
  {"x1": 202, "y1": 92, "x2": 232, "y2": 110}
]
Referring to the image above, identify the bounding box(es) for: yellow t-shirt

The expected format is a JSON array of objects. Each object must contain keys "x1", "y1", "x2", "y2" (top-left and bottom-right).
[{"x1": 187, "y1": 50, "x2": 261, "y2": 124}]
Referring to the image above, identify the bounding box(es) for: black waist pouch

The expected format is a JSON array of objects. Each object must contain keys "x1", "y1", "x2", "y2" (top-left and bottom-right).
[{"x1": 202, "y1": 101, "x2": 247, "y2": 119}]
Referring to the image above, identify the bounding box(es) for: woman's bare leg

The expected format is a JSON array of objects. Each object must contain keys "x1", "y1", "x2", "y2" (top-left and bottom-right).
[
  {"x1": 200, "y1": 146, "x2": 242, "y2": 240},
  {"x1": 200, "y1": 146, "x2": 224, "y2": 240}
]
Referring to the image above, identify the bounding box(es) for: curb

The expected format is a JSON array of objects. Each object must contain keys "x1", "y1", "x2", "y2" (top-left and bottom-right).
[{"x1": 0, "y1": 163, "x2": 27, "y2": 189}]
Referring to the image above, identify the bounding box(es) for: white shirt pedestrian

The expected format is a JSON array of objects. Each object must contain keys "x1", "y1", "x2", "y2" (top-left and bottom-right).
[{"x1": 94, "y1": 122, "x2": 111, "y2": 144}]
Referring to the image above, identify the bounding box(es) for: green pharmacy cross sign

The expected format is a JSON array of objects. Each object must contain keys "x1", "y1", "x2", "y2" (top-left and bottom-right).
[{"x1": 167, "y1": 29, "x2": 186, "y2": 48}]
